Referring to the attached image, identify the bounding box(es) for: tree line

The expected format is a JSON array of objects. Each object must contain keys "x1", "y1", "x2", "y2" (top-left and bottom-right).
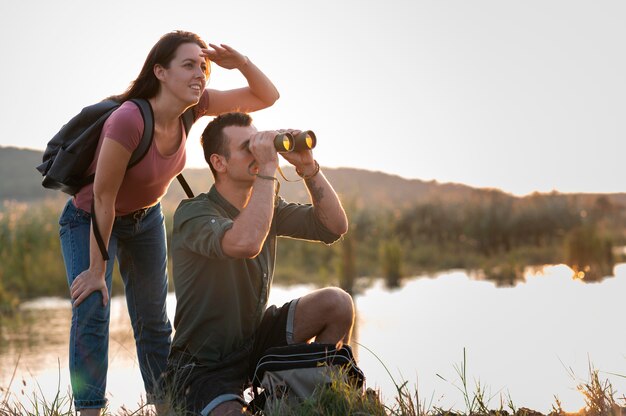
[{"x1": 1, "y1": 192, "x2": 624, "y2": 315}]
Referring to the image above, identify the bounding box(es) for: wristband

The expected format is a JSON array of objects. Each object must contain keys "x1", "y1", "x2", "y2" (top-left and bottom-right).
[
  {"x1": 256, "y1": 174, "x2": 277, "y2": 182},
  {"x1": 296, "y1": 160, "x2": 320, "y2": 179},
  {"x1": 255, "y1": 173, "x2": 281, "y2": 203}
]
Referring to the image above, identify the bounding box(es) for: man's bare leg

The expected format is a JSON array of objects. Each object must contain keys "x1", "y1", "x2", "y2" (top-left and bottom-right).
[{"x1": 292, "y1": 287, "x2": 355, "y2": 346}]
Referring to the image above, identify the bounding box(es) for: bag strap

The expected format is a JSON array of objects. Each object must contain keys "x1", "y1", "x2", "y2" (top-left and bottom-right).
[
  {"x1": 89, "y1": 99, "x2": 151, "y2": 261},
  {"x1": 131, "y1": 99, "x2": 194, "y2": 198},
  {"x1": 178, "y1": 106, "x2": 196, "y2": 198},
  {"x1": 91, "y1": 197, "x2": 110, "y2": 261},
  {"x1": 176, "y1": 174, "x2": 194, "y2": 198},
  {"x1": 181, "y1": 106, "x2": 195, "y2": 136},
  {"x1": 128, "y1": 98, "x2": 154, "y2": 168},
  {"x1": 90, "y1": 102, "x2": 196, "y2": 261}
]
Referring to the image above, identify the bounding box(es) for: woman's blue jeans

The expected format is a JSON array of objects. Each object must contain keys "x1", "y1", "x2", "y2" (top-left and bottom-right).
[{"x1": 59, "y1": 199, "x2": 172, "y2": 409}]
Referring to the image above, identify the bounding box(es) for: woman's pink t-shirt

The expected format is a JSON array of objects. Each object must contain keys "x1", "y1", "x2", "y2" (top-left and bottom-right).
[{"x1": 74, "y1": 91, "x2": 210, "y2": 216}]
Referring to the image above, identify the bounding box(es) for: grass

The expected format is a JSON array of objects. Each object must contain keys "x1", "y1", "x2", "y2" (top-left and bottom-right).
[
  {"x1": 566, "y1": 360, "x2": 625, "y2": 416},
  {"x1": 0, "y1": 356, "x2": 76, "y2": 416},
  {"x1": 0, "y1": 355, "x2": 155, "y2": 416},
  {"x1": 2, "y1": 350, "x2": 625, "y2": 416},
  {"x1": 260, "y1": 348, "x2": 626, "y2": 416}
]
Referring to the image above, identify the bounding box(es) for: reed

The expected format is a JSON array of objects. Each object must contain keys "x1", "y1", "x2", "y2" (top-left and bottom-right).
[{"x1": 2, "y1": 357, "x2": 625, "y2": 416}]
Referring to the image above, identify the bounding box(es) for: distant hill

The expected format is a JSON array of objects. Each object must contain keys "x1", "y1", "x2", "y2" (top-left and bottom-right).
[
  {"x1": 0, "y1": 146, "x2": 61, "y2": 201},
  {"x1": 3, "y1": 146, "x2": 625, "y2": 211},
  {"x1": 160, "y1": 166, "x2": 487, "y2": 212}
]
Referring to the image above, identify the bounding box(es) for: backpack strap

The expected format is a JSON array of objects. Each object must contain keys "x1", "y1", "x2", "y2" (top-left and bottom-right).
[
  {"x1": 128, "y1": 99, "x2": 195, "y2": 167},
  {"x1": 129, "y1": 99, "x2": 195, "y2": 199},
  {"x1": 90, "y1": 100, "x2": 195, "y2": 261},
  {"x1": 177, "y1": 106, "x2": 196, "y2": 198},
  {"x1": 176, "y1": 174, "x2": 194, "y2": 198},
  {"x1": 91, "y1": 197, "x2": 110, "y2": 261},
  {"x1": 181, "y1": 106, "x2": 195, "y2": 136},
  {"x1": 128, "y1": 98, "x2": 154, "y2": 168}
]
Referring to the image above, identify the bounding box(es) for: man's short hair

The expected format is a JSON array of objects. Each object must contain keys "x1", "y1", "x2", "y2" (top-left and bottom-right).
[{"x1": 201, "y1": 112, "x2": 253, "y2": 178}]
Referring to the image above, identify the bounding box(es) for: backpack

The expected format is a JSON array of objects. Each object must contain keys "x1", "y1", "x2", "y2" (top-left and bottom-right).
[
  {"x1": 249, "y1": 342, "x2": 365, "y2": 412},
  {"x1": 35, "y1": 98, "x2": 195, "y2": 198},
  {"x1": 36, "y1": 98, "x2": 196, "y2": 261}
]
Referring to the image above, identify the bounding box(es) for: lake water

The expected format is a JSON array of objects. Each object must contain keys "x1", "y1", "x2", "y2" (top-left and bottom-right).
[{"x1": 2, "y1": 264, "x2": 626, "y2": 414}]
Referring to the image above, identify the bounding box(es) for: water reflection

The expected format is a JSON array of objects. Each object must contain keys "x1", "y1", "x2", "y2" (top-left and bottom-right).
[
  {"x1": 1, "y1": 299, "x2": 69, "y2": 371},
  {"x1": 2, "y1": 264, "x2": 626, "y2": 414},
  {"x1": 466, "y1": 248, "x2": 617, "y2": 288},
  {"x1": 469, "y1": 261, "x2": 616, "y2": 287}
]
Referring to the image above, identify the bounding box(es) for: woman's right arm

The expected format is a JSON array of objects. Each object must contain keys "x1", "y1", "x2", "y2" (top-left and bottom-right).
[
  {"x1": 70, "y1": 139, "x2": 130, "y2": 307},
  {"x1": 203, "y1": 44, "x2": 280, "y2": 115}
]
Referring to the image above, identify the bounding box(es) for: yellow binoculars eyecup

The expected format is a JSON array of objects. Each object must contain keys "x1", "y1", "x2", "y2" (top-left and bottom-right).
[{"x1": 273, "y1": 130, "x2": 317, "y2": 153}]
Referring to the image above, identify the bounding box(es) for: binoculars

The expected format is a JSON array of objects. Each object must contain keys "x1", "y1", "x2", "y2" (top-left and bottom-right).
[{"x1": 273, "y1": 130, "x2": 317, "y2": 153}]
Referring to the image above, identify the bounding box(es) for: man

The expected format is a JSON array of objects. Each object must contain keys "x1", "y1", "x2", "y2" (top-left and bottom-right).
[{"x1": 166, "y1": 112, "x2": 354, "y2": 415}]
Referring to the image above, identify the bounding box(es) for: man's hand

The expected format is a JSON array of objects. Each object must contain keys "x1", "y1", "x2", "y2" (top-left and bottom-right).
[
  {"x1": 248, "y1": 131, "x2": 280, "y2": 175},
  {"x1": 202, "y1": 44, "x2": 249, "y2": 70},
  {"x1": 70, "y1": 268, "x2": 109, "y2": 307},
  {"x1": 279, "y1": 129, "x2": 316, "y2": 174}
]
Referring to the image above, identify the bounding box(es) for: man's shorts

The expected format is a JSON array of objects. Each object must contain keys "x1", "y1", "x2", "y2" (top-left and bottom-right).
[{"x1": 166, "y1": 299, "x2": 299, "y2": 415}]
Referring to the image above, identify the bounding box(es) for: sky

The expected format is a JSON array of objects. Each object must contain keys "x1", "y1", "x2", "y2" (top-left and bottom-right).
[{"x1": 1, "y1": 0, "x2": 624, "y2": 196}]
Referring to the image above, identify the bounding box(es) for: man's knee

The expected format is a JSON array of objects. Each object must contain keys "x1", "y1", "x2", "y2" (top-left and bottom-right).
[
  {"x1": 293, "y1": 287, "x2": 355, "y2": 344},
  {"x1": 320, "y1": 287, "x2": 355, "y2": 326}
]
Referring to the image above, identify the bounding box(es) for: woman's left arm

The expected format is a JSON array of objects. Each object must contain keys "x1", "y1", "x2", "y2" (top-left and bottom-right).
[{"x1": 204, "y1": 43, "x2": 280, "y2": 115}]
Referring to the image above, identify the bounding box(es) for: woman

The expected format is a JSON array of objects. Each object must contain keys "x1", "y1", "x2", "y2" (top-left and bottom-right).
[{"x1": 58, "y1": 30, "x2": 279, "y2": 415}]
